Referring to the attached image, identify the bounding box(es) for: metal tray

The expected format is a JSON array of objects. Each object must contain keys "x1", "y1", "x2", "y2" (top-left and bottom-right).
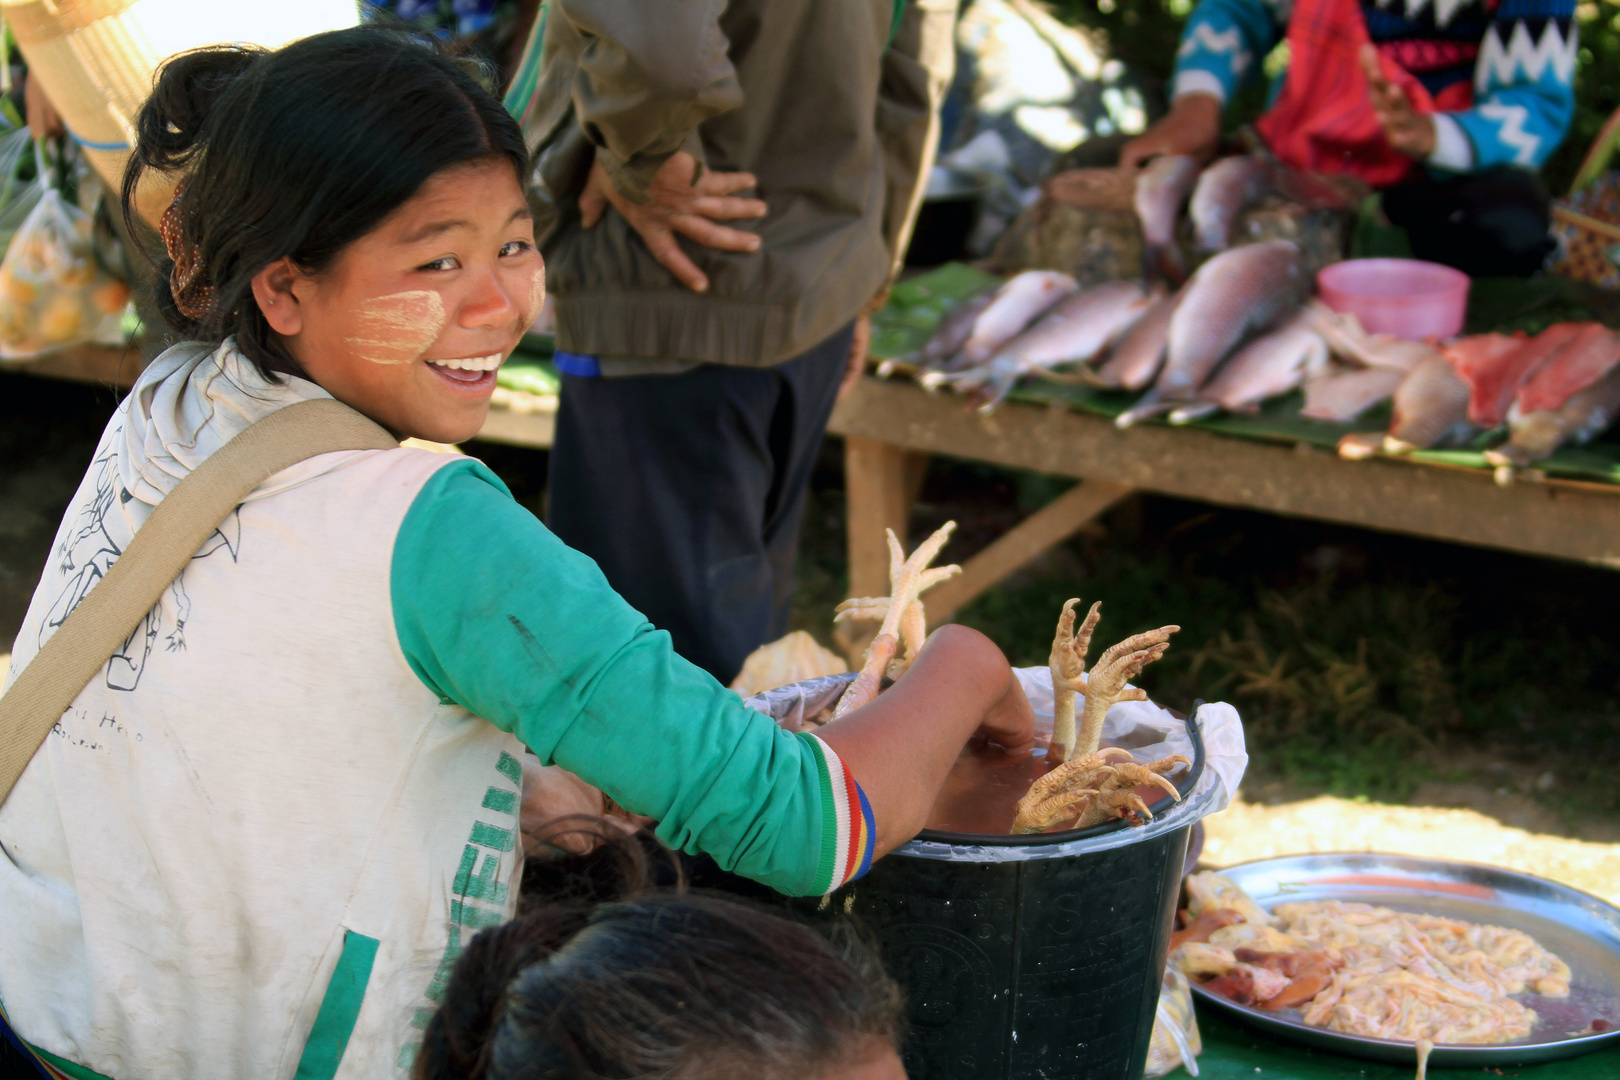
[{"x1": 1188, "y1": 853, "x2": 1620, "y2": 1067}]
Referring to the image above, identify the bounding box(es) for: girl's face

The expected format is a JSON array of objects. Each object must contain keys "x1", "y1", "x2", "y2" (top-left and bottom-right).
[{"x1": 254, "y1": 158, "x2": 543, "y2": 443}]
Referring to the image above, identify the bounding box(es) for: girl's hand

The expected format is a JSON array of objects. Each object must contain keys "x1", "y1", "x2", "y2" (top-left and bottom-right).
[
  {"x1": 977, "y1": 669, "x2": 1035, "y2": 756},
  {"x1": 817, "y1": 624, "x2": 1034, "y2": 855},
  {"x1": 520, "y1": 756, "x2": 613, "y2": 855}
]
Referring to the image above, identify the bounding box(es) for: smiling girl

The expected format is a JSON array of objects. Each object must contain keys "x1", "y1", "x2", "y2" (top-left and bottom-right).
[{"x1": 0, "y1": 27, "x2": 1031, "y2": 1080}]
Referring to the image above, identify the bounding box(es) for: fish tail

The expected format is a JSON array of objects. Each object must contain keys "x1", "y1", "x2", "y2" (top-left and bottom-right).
[
  {"x1": 974, "y1": 366, "x2": 1022, "y2": 414},
  {"x1": 919, "y1": 365, "x2": 975, "y2": 392},
  {"x1": 1116, "y1": 389, "x2": 1171, "y2": 428},
  {"x1": 1142, "y1": 243, "x2": 1187, "y2": 288},
  {"x1": 1168, "y1": 401, "x2": 1220, "y2": 425}
]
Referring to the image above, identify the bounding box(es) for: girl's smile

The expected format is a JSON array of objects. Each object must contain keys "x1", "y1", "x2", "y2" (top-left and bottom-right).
[{"x1": 251, "y1": 158, "x2": 543, "y2": 442}]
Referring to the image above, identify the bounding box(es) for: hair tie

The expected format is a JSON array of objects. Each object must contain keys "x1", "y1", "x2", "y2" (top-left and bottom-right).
[{"x1": 159, "y1": 181, "x2": 216, "y2": 322}]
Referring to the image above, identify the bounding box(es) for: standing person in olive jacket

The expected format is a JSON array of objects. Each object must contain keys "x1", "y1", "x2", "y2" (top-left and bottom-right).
[{"x1": 516, "y1": 0, "x2": 954, "y2": 683}]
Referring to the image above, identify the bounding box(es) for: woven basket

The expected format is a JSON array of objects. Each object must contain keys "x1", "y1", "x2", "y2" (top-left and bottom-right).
[
  {"x1": 1549, "y1": 104, "x2": 1620, "y2": 288},
  {"x1": 2, "y1": 0, "x2": 357, "y2": 225}
]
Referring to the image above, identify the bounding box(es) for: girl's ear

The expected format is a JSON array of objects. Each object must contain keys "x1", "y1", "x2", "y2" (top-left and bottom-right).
[{"x1": 252, "y1": 257, "x2": 304, "y2": 336}]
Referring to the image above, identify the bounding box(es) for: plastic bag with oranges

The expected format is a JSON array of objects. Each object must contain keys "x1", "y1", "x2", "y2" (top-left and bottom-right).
[{"x1": 0, "y1": 186, "x2": 129, "y2": 361}]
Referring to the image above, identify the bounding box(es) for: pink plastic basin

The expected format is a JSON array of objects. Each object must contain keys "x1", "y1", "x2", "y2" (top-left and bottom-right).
[{"x1": 1316, "y1": 258, "x2": 1470, "y2": 341}]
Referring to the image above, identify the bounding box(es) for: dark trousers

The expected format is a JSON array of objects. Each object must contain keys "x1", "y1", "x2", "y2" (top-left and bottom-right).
[
  {"x1": 547, "y1": 323, "x2": 853, "y2": 684},
  {"x1": 1382, "y1": 166, "x2": 1555, "y2": 278}
]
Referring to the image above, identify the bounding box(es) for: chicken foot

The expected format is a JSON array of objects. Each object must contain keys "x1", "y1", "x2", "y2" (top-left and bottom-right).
[
  {"x1": 1047, "y1": 597, "x2": 1102, "y2": 764},
  {"x1": 831, "y1": 522, "x2": 961, "y2": 717},
  {"x1": 1074, "y1": 625, "x2": 1178, "y2": 757},
  {"x1": 1012, "y1": 751, "x2": 1189, "y2": 833},
  {"x1": 1012, "y1": 612, "x2": 1184, "y2": 834}
]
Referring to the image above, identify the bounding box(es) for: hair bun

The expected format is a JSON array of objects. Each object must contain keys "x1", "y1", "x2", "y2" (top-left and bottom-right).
[{"x1": 132, "y1": 46, "x2": 263, "y2": 175}]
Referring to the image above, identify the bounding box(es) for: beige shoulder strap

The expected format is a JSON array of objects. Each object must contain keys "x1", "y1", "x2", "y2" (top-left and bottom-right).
[{"x1": 0, "y1": 397, "x2": 397, "y2": 807}]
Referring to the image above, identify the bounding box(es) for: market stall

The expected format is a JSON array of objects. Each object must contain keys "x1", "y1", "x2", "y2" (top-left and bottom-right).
[{"x1": 829, "y1": 255, "x2": 1620, "y2": 628}]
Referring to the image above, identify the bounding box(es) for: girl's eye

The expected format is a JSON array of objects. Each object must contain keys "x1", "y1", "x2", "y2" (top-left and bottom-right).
[
  {"x1": 420, "y1": 256, "x2": 460, "y2": 272},
  {"x1": 500, "y1": 240, "x2": 532, "y2": 258}
]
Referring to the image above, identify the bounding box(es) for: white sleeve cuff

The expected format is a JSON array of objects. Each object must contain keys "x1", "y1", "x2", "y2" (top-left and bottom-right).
[
  {"x1": 1172, "y1": 69, "x2": 1228, "y2": 105},
  {"x1": 1426, "y1": 113, "x2": 1474, "y2": 172}
]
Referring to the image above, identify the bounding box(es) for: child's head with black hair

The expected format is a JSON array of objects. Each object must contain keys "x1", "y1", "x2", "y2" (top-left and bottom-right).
[
  {"x1": 124, "y1": 26, "x2": 542, "y2": 442},
  {"x1": 416, "y1": 821, "x2": 907, "y2": 1080}
]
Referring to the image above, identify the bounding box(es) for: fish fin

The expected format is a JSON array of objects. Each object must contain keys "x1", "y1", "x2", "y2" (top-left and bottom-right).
[{"x1": 1168, "y1": 401, "x2": 1220, "y2": 425}]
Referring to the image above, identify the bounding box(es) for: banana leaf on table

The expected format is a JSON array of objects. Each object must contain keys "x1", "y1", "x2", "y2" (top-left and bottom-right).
[{"x1": 868, "y1": 264, "x2": 1620, "y2": 488}]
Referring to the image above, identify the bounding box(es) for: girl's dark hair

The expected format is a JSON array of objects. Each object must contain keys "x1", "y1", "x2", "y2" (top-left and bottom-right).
[
  {"x1": 417, "y1": 823, "x2": 904, "y2": 1080},
  {"x1": 122, "y1": 26, "x2": 529, "y2": 378}
]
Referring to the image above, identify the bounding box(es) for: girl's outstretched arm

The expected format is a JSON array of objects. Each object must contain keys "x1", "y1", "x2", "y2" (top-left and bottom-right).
[
  {"x1": 393, "y1": 460, "x2": 1033, "y2": 892},
  {"x1": 818, "y1": 624, "x2": 1034, "y2": 856}
]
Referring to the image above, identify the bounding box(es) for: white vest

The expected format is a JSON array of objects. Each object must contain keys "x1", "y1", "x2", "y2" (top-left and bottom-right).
[{"x1": 0, "y1": 344, "x2": 523, "y2": 1079}]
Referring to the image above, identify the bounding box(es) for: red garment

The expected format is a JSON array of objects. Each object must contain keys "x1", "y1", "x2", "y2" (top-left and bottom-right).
[{"x1": 1255, "y1": 0, "x2": 1473, "y2": 186}]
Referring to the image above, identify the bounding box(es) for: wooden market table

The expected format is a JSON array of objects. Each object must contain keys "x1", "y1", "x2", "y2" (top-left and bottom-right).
[
  {"x1": 824, "y1": 375, "x2": 1620, "y2": 625},
  {"x1": 19, "y1": 346, "x2": 1620, "y2": 627}
]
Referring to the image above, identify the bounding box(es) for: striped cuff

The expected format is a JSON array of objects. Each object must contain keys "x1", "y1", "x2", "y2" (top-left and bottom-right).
[{"x1": 802, "y1": 732, "x2": 877, "y2": 895}]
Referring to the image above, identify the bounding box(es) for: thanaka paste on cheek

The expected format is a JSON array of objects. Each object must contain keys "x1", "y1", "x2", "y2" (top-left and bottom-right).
[
  {"x1": 520, "y1": 266, "x2": 546, "y2": 328},
  {"x1": 344, "y1": 290, "x2": 448, "y2": 365}
]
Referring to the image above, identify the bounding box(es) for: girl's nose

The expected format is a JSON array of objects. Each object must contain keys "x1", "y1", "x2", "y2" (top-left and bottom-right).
[{"x1": 459, "y1": 268, "x2": 516, "y2": 329}]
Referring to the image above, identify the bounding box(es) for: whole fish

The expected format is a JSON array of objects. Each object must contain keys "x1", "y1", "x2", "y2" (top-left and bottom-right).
[
  {"x1": 949, "y1": 270, "x2": 1079, "y2": 372},
  {"x1": 1487, "y1": 364, "x2": 1620, "y2": 470},
  {"x1": 1443, "y1": 333, "x2": 1530, "y2": 428},
  {"x1": 1169, "y1": 312, "x2": 1329, "y2": 423},
  {"x1": 1134, "y1": 155, "x2": 1200, "y2": 284},
  {"x1": 942, "y1": 282, "x2": 1154, "y2": 412},
  {"x1": 1515, "y1": 323, "x2": 1620, "y2": 414},
  {"x1": 1189, "y1": 156, "x2": 1272, "y2": 252},
  {"x1": 880, "y1": 290, "x2": 995, "y2": 379},
  {"x1": 1091, "y1": 288, "x2": 1181, "y2": 391},
  {"x1": 1302, "y1": 302, "x2": 1437, "y2": 373},
  {"x1": 1118, "y1": 240, "x2": 1303, "y2": 427},
  {"x1": 1385, "y1": 354, "x2": 1472, "y2": 452},
  {"x1": 1300, "y1": 366, "x2": 1405, "y2": 422}
]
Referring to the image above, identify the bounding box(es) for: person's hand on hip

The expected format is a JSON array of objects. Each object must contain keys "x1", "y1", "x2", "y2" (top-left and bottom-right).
[
  {"x1": 1359, "y1": 45, "x2": 1435, "y2": 158},
  {"x1": 580, "y1": 149, "x2": 767, "y2": 293}
]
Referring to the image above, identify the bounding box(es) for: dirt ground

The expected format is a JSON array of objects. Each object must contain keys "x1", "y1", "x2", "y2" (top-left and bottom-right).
[
  {"x1": 1201, "y1": 796, "x2": 1620, "y2": 904},
  {"x1": 5, "y1": 365, "x2": 1620, "y2": 902}
]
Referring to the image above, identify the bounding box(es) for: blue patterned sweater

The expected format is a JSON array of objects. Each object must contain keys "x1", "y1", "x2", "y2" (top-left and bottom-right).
[{"x1": 1172, "y1": 0, "x2": 1577, "y2": 173}]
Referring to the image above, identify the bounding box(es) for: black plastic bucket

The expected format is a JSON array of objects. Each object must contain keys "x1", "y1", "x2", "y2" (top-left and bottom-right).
[{"x1": 825, "y1": 711, "x2": 1207, "y2": 1080}]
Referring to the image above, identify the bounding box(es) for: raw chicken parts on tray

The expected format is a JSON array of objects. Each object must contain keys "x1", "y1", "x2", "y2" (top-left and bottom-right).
[{"x1": 1174, "y1": 872, "x2": 1572, "y2": 1047}]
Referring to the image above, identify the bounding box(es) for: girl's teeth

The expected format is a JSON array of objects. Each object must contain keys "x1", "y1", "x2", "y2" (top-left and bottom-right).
[{"x1": 430, "y1": 354, "x2": 502, "y2": 372}]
